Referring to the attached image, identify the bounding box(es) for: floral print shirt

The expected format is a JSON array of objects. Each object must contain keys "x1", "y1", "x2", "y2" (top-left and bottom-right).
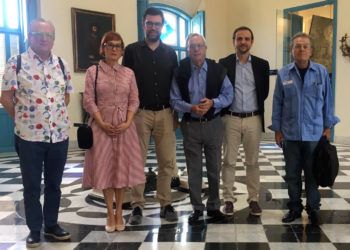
[{"x1": 1, "y1": 48, "x2": 74, "y2": 143}]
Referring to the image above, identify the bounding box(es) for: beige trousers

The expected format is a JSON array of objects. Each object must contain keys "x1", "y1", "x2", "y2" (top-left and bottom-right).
[
  {"x1": 221, "y1": 115, "x2": 262, "y2": 203},
  {"x1": 131, "y1": 108, "x2": 176, "y2": 208}
]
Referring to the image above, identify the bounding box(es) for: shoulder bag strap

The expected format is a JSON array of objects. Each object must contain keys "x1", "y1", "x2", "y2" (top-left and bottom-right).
[{"x1": 94, "y1": 64, "x2": 98, "y2": 105}]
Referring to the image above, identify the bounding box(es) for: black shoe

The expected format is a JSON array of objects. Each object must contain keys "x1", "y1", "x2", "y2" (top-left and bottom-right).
[
  {"x1": 309, "y1": 210, "x2": 322, "y2": 226},
  {"x1": 26, "y1": 231, "x2": 40, "y2": 248},
  {"x1": 129, "y1": 206, "x2": 143, "y2": 225},
  {"x1": 188, "y1": 210, "x2": 203, "y2": 223},
  {"x1": 282, "y1": 210, "x2": 301, "y2": 223},
  {"x1": 44, "y1": 224, "x2": 71, "y2": 240},
  {"x1": 207, "y1": 209, "x2": 226, "y2": 219},
  {"x1": 160, "y1": 204, "x2": 178, "y2": 222},
  {"x1": 171, "y1": 176, "x2": 180, "y2": 188}
]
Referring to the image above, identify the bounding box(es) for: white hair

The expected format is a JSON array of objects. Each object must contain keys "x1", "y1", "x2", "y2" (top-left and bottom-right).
[{"x1": 186, "y1": 33, "x2": 207, "y2": 47}]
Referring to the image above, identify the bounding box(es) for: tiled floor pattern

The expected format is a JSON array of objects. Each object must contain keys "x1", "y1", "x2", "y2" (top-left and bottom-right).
[{"x1": 1, "y1": 141, "x2": 350, "y2": 249}]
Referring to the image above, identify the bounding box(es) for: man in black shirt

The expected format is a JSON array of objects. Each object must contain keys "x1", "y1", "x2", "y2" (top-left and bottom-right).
[{"x1": 122, "y1": 7, "x2": 178, "y2": 225}]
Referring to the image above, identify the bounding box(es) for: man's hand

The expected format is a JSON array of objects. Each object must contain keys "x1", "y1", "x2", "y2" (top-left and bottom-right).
[
  {"x1": 323, "y1": 128, "x2": 331, "y2": 140},
  {"x1": 173, "y1": 111, "x2": 179, "y2": 130},
  {"x1": 275, "y1": 131, "x2": 284, "y2": 148},
  {"x1": 191, "y1": 104, "x2": 207, "y2": 116},
  {"x1": 0, "y1": 90, "x2": 16, "y2": 119},
  {"x1": 199, "y1": 98, "x2": 213, "y2": 111},
  {"x1": 191, "y1": 98, "x2": 213, "y2": 116}
]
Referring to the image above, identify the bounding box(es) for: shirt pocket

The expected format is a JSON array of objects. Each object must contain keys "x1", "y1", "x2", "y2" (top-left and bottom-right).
[
  {"x1": 304, "y1": 82, "x2": 323, "y2": 119},
  {"x1": 305, "y1": 81, "x2": 322, "y2": 99}
]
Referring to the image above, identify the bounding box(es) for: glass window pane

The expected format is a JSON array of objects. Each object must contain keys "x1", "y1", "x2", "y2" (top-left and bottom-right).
[
  {"x1": 0, "y1": 33, "x2": 5, "y2": 88},
  {"x1": 9, "y1": 34, "x2": 19, "y2": 57},
  {"x1": 179, "y1": 18, "x2": 186, "y2": 47},
  {"x1": 161, "y1": 11, "x2": 177, "y2": 46},
  {"x1": 21, "y1": 0, "x2": 27, "y2": 37},
  {"x1": 5, "y1": 0, "x2": 19, "y2": 29},
  {"x1": 0, "y1": 0, "x2": 4, "y2": 27},
  {"x1": 180, "y1": 51, "x2": 187, "y2": 60}
]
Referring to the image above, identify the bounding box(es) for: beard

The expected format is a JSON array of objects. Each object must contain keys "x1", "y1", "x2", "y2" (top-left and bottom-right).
[
  {"x1": 237, "y1": 47, "x2": 250, "y2": 54},
  {"x1": 146, "y1": 30, "x2": 161, "y2": 42},
  {"x1": 237, "y1": 45, "x2": 251, "y2": 55}
]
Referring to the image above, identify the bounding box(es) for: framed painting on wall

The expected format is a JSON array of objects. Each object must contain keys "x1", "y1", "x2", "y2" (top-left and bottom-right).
[
  {"x1": 71, "y1": 8, "x2": 115, "y2": 72},
  {"x1": 309, "y1": 15, "x2": 333, "y2": 73}
]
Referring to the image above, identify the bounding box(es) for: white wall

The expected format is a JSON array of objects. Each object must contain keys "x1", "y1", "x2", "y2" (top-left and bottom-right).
[
  {"x1": 334, "y1": 0, "x2": 350, "y2": 144},
  {"x1": 203, "y1": 0, "x2": 230, "y2": 60},
  {"x1": 40, "y1": 0, "x2": 138, "y2": 143}
]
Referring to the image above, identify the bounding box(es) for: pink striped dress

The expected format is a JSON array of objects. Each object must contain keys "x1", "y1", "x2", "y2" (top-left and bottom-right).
[{"x1": 82, "y1": 60, "x2": 145, "y2": 189}]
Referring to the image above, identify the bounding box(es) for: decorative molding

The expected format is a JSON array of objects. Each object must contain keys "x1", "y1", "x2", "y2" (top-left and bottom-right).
[{"x1": 340, "y1": 33, "x2": 350, "y2": 57}]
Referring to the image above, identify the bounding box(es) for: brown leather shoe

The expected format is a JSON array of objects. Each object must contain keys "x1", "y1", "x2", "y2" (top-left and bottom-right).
[
  {"x1": 249, "y1": 201, "x2": 262, "y2": 216},
  {"x1": 223, "y1": 201, "x2": 234, "y2": 215}
]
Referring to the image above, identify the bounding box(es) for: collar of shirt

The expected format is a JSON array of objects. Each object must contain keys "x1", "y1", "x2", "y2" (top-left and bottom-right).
[
  {"x1": 99, "y1": 59, "x2": 121, "y2": 72},
  {"x1": 28, "y1": 47, "x2": 53, "y2": 64},
  {"x1": 141, "y1": 39, "x2": 166, "y2": 50},
  {"x1": 288, "y1": 60, "x2": 317, "y2": 73},
  {"x1": 191, "y1": 60, "x2": 208, "y2": 73},
  {"x1": 235, "y1": 54, "x2": 252, "y2": 64}
]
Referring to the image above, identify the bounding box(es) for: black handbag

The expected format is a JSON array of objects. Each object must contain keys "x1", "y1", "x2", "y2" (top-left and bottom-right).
[
  {"x1": 77, "y1": 124, "x2": 93, "y2": 149},
  {"x1": 77, "y1": 65, "x2": 98, "y2": 149},
  {"x1": 313, "y1": 135, "x2": 339, "y2": 187}
]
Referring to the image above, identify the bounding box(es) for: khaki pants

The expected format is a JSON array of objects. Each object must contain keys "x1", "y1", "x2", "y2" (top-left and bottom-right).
[
  {"x1": 131, "y1": 108, "x2": 176, "y2": 208},
  {"x1": 221, "y1": 115, "x2": 262, "y2": 203}
]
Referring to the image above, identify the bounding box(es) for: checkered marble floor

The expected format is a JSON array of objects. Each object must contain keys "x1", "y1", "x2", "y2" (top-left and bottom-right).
[{"x1": 1, "y1": 140, "x2": 350, "y2": 250}]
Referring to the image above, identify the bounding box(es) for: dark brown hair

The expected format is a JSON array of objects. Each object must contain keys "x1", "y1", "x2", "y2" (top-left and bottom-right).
[
  {"x1": 143, "y1": 7, "x2": 164, "y2": 24},
  {"x1": 232, "y1": 26, "x2": 254, "y2": 40}
]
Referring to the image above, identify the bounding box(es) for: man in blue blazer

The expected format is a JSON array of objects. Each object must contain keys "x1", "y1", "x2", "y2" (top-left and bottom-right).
[{"x1": 219, "y1": 26, "x2": 270, "y2": 216}]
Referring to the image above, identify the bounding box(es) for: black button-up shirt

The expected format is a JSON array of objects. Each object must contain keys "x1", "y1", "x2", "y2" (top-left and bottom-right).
[{"x1": 122, "y1": 40, "x2": 178, "y2": 109}]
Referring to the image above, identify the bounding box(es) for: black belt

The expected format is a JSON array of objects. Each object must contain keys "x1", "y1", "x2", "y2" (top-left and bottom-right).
[
  {"x1": 183, "y1": 114, "x2": 220, "y2": 123},
  {"x1": 139, "y1": 104, "x2": 170, "y2": 111},
  {"x1": 225, "y1": 110, "x2": 260, "y2": 118}
]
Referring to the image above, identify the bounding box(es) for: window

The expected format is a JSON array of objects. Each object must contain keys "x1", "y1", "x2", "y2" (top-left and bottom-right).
[
  {"x1": 0, "y1": 0, "x2": 26, "y2": 82},
  {"x1": 152, "y1": 5, "x2": 191, "y2": 61}
]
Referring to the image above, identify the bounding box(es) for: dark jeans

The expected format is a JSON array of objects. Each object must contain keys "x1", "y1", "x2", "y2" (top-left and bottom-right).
[
  {"x1": 283, "y1": 140, "x2": 320, "y2": 214},
  {"x1": 15, "y1": 135, "x2": 69, "y2": 231}
]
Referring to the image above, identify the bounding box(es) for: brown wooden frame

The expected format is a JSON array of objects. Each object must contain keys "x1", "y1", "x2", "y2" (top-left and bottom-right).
[{"x1": 71, "y1": 8, "x2": 115, "y2": 72}]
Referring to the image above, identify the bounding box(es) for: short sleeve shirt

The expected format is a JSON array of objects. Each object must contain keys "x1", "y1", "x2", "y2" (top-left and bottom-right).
[{"x1": 1, "y1": 48, "x2": 74, "y2": 143}]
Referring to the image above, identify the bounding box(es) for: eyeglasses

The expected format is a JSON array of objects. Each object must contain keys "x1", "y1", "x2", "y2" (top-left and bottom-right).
[
  {"x1": 293, "y1": 44, "x2": 311, "y2": 50},
  {"x1": 188, "y1": 44, "x2": 206, "y2": 50},
  {"x1": 105, "y1": 43, "x2": 122, "y2": 50},
  {"x1": 30, "y1": 31, "x2": 55, "y2": 40},
  {"x1": 145, "y1": 21, "x2": 163, "y2": 29}
]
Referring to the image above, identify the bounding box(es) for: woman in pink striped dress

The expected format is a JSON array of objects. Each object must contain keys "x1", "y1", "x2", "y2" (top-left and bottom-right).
[{"x1": 83, "y1": 31, "x2": 145, "y2": 232}]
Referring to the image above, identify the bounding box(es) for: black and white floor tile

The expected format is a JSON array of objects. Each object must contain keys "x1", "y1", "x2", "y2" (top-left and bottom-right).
[{"x1": 1, "y1": 140, "x2": 350, "y2": 249}]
